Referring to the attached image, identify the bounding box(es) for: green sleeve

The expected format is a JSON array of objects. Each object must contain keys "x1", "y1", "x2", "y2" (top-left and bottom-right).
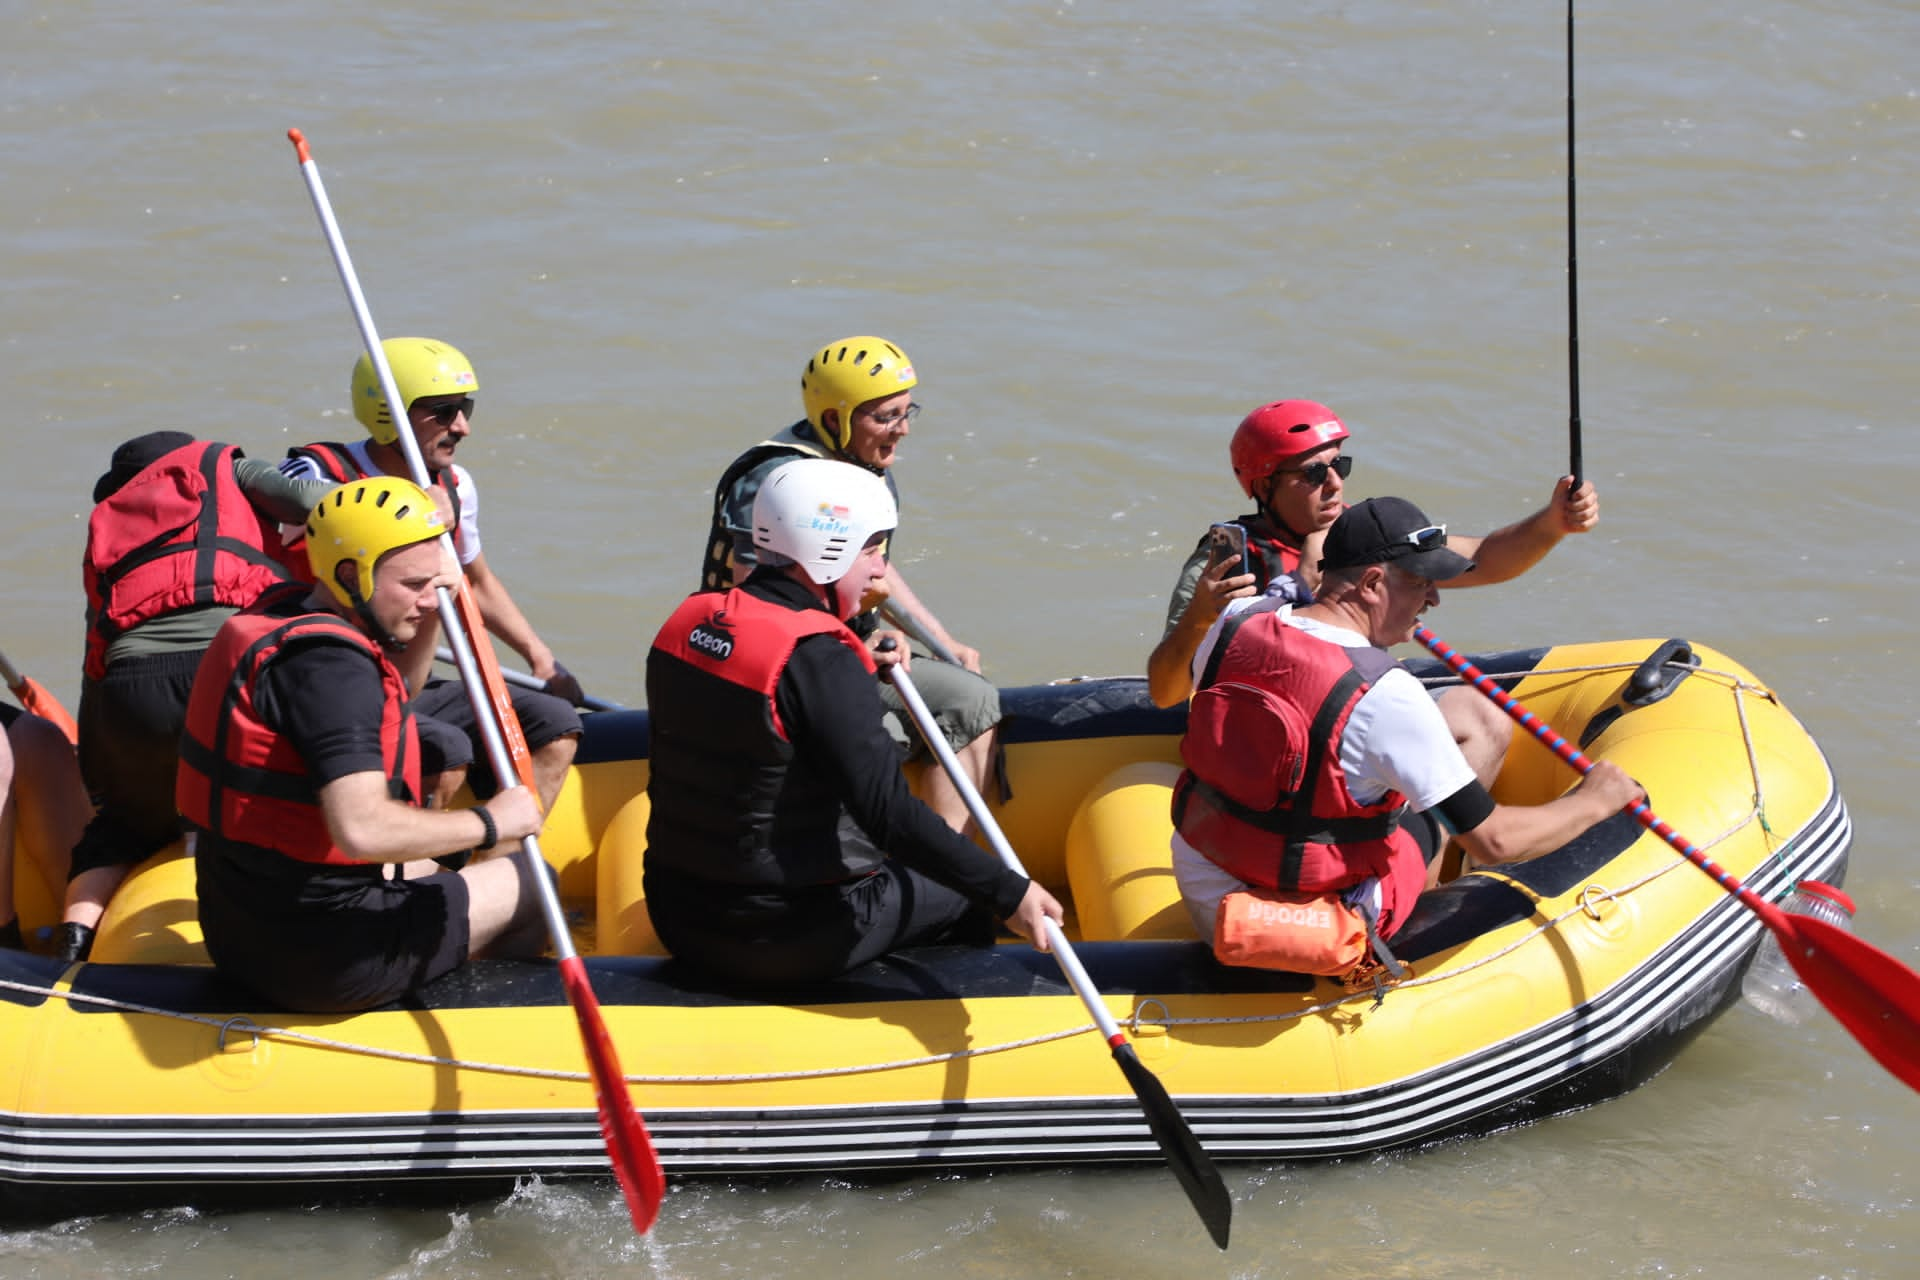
[
  {"x1": 234, "y1": 455, "x2": 338, "y2": 526},
  {"x1": 1161, "y1": 540, "x2": 1211, "y2": 637}
]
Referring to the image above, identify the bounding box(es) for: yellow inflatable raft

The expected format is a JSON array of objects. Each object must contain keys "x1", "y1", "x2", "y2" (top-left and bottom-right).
[{"x1": 0, "y1": 638, "x2": 1849, "y2": 1215}]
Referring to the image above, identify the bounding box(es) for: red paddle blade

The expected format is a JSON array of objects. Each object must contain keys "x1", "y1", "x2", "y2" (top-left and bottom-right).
[
  {"x1": 1776, "y1": 914, "x2": 1920, "y2": 1094},
  {"x1": 11, "y1": 676, "x2": 79, "y2": 746},
  {"x1": 559, "y1": 958, "x2": 666, "y2": 1231}
]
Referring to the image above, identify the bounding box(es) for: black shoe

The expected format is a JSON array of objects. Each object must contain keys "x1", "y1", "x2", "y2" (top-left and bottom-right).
[
  {"x1": 0, "y1": 917, "x2": 22, "y2": 951},
  {"x1": 54, "y1": 922, "x2": 95, "y2": 964}
]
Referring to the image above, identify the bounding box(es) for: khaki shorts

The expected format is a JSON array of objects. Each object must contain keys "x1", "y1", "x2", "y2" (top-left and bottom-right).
[{"x1": 874, "y1": 641, "x2": 1002, "y2": 755}]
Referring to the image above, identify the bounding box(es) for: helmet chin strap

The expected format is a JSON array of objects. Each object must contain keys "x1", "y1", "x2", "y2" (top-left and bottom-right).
[
  {"x1": 340, "y1": 573, "x2": 406, "y2": 653},
  {"x1": 1254, "y1": 479, "x2": 1309, "y2": 546},
  {"x1": 353, "y1": 599, "x2": 407, "y2": 653}
]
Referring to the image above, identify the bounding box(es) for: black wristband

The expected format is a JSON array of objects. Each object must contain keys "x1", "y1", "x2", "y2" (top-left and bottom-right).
[{"x1": 473, "y1": 805, "x2": 497, "y2": 850}]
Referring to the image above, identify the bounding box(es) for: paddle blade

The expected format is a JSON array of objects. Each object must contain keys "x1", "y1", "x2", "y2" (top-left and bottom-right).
[
  {"x1": 1111, "y1": 1042, "x2": 1232, "y2": 1249},
  {"x1": 559, "y1": 957, "x2": 666, "y2": 1232},
  {"x1": 10, "y1": 676, "x2": 78, "y2": 746},
  {"x1": 1774, "y1": 914, "x2": 1920, "y2": 1095}
]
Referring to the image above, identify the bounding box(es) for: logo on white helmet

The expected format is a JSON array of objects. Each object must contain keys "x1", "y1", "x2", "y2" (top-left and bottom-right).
[{"x1": 806, "y1": 501, "x2": 853, "y2": 536}]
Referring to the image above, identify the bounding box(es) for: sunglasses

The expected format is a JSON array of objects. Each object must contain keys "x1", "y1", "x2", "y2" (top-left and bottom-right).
[
  {"x1": 1277, "y1": 454, "x2": 1353, "y2": 486},
  {"x1": 1397, "y1": 522, "x2": 1447, "y2": 550},
  {"x1": 415, "y1": 397, "x2": 475, "y2": 427}
]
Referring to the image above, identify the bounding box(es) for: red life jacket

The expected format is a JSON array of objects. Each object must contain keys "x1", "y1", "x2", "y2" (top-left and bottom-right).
[
  {"x1": 1172, "y1": 606, "x2": 1428, "y2": 937},
  {"x1": 644, "y1": 587, "x2": 878, "y2": 888},
  {"x1": 176, "y1": 583, "x2": 420, "y2": 868},
  {"x1": 279, "y1": 442, "x2": 463, "y2": 584},
  {"x1": 82, "y1": 441, "x2": 290, "y2": 680}
]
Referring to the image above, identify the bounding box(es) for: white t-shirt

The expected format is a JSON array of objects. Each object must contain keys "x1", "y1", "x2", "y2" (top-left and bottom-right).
[{"x1": 279, "y1": 442, "x2": 482, "y2": 566}]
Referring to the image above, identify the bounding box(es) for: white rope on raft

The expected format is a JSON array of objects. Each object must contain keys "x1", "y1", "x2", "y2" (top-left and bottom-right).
[{"x1": 0, "y1": 663, "x2": 1786, "y2": 1085}]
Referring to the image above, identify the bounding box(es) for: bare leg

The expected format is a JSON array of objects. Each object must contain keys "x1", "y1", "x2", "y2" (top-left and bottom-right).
[
  {"x1": 425, "y1": 765, "x2": 468, "y2": 811},
  {"x1": 1438, "y1": 688, "x2": 1510, "y2": 789},
  {"x1": 62, "y1": 863, "x2": 132, "y2": 932},
  {"x1": 4, "y1": 716, "x2": 91, "y2": 940},
  {"x1": 461, "y1": 854, "x2": 548, "y2": 958},
  {"x1": 0, "y1": 728, "x2": 17, "y2": 935},
  {"x1": 530, "y1": 733, "x2": 578, "y2": 815},
  {"x1": 919, "y1": 724, "x2": 998, "y2": 835},
  {"x1": 9, "y1": 716, "x2": 89, "y2": 897}
]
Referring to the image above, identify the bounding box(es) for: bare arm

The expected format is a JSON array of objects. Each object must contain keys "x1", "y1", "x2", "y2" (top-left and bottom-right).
[
  {"x1": 1146, "y1": 554, "x2": 1255, "y2": 707},
  {"x1": 1454, "y1": 760, "x2": 1643, "y2": 866},
  {"x1": 880, "y1": 563, "x2": 981, "y2": 672},
  {"x1": 463, "y1": 548, "x2": 582, "y2": 702},
  {"x1": 317, "y1": 772, "x2": 543, "y2": 864},
  {"x1": 1446, "y1": 477, "x2": 1598, "y2": 588}
]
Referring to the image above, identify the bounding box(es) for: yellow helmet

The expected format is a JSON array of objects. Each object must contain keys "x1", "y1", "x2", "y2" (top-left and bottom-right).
[
  {"x1": 305, "y1": 476, "x2": 446, "y2": 609},
  {"x1": 350, "y1": 338, "x2": 479, "y2": 445},
  {"x1": 800, "y1": 336, "x2": 917, "y2": 451}
]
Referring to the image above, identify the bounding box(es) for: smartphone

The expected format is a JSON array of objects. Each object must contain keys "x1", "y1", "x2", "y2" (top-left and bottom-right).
[{"x1": 1206, "y1": 521, "x2": 1248, "y2": 574}]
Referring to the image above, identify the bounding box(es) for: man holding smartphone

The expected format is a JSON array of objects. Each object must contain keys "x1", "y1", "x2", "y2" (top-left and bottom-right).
[{"x1": 1146, "y1": 399, "x2": 1600, "y2": 709}]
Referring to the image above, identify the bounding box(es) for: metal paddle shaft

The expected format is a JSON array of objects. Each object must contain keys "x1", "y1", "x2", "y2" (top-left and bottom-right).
[
  {"x1": 1566, "y1": 0, "x2": 1584, "y2": 492},
  {"x1": 884, "y1": 656, "x2": 1232, "y2": 1248},
  {"x1": 433, "y1": 645, "x2": 625, "y2": 711},
  {"x1": 1415, "y1": 624, "x2": 1920, "y2": 1094},
  {"x1": 287, "y1": 128, "x2": 665, "y2": 1231}
]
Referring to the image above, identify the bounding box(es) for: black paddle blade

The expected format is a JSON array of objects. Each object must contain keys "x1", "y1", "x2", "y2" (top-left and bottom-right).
[{"x1": 1112, "y1": 1042, "x2": 1232, "y2": 1249}]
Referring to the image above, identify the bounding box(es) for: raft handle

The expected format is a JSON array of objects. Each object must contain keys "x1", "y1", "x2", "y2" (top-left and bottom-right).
[
  {"x1": 1578, "y1": 639, "x2": 1700, "y2": 749},
  {"x1": 1623, "y1": 638, "x2": 1699, "y2": 707}
]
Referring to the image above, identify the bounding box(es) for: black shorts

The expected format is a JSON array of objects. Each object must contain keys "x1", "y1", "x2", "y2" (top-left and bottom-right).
[
  {"x1": 1409, "y1": 809, "x2": 1446, "y2": 865},
  {"x1": 196, "y1": 842, "x2": 473, "y2": 1013},
  {"x1": 70, "y1": 650, "x2": 201, "y2": 876},
  {"x1": 644, "y1": 861, "x2": 996, "y2": 985},
  {"x1": 410, "y1": 678, "x2": 581, "y2": 797}
]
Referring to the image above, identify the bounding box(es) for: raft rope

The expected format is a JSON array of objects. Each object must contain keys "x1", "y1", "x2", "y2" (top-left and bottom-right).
[{"x1": 0, "y1": 659, "x2": 1796, "y2": 1087}]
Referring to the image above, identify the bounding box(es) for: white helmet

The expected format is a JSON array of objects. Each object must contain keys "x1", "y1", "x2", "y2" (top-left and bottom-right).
[{"x1": 752, "y1": 458, "x2": 898, "y2": 586}]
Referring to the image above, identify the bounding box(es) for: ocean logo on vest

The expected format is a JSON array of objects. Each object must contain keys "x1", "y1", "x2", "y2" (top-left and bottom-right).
[
  {"x1": 687, "y1": 609, "x2": 735, "y2": 660},
  {"x1": 806, "y1": 501, "x2": 852, "y2": 535}
]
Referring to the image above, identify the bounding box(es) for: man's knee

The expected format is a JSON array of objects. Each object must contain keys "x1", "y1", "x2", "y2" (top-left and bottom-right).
[
  {"x1": 1439, "y1": 689, "x2": 1509, "y2": 785},
  {"x1": 534, "y1": 731, "x2": 579, "y2": 768}
]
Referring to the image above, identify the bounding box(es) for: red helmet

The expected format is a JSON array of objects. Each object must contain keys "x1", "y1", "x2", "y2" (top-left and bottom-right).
[{"x1": 1228, "y1": 400, "x2": 1350, "y2": 499}]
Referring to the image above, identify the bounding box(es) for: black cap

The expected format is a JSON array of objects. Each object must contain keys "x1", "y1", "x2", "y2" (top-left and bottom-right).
[
  {"x1": 92, "y1": 432, "x2": 199, "y2": 504},
  {"x1": 1319, "y1": 496, "x2": 1475, "y2": 581}
]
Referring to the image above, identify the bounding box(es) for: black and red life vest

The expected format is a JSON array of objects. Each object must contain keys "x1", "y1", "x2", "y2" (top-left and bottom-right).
[
  {"x1": 176, "y1": 583, "x2": 420, "y2": 868},
  {"x1": 280, "y1": 442, "x2": 463, "y2": 583},
  {"x1": 82, "y1": 441, "x2": 290, "y2": 680},
  {"x1": 644, "y1": 587, "x2": 878, "y2": 888},
  {"x1": 1172, "y1": 606, "x2": 1428, "y2": 938}
]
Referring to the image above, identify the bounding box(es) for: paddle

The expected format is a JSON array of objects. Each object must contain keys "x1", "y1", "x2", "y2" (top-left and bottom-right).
[
  {"x1": 883, "y1": 651, "x2": 1232, "y2": 1248},
  {"x1": 1415, "y1": 624, "x2": 1920, "y2": 1094},
  {"x1": 288, "y1": 128, "x2": 665, "y2": 1231},
  {"x1": 432, "y1": 645, "x2": 624, "y2": 712},
  {"x1": 1565, "y1": 0, "x2": 1583, "y2": 492},
  {"x1": 0, "y1": 648, "x2": 78, "y2": 746}
]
